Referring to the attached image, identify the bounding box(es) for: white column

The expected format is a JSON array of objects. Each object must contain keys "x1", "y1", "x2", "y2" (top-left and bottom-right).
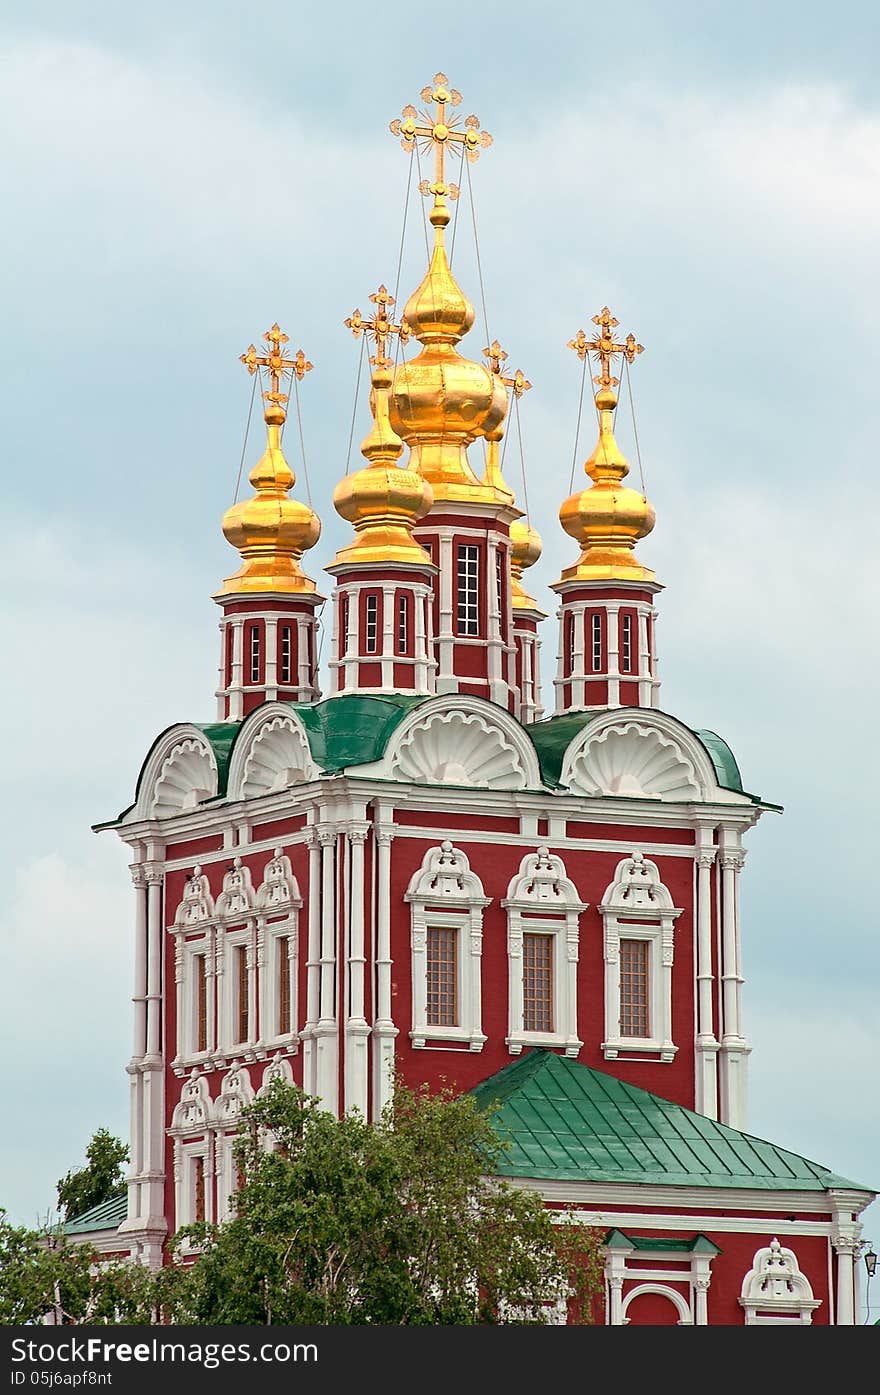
[
  {"x1": 256, "y1": 919, "x2": 267, "y2": 1049},
  {"x1": 131, "y1": 868, "x2": 148, "y2": 1061},
  {"x1": 264, "y1": 617, "x2": 278, "y2": 698},
  {"x1": 229, "y1": 619, "x2": 245, "y2": 721},
  {"x1": 344, "y1": 826, "x2": 370, "y2": 1116},
  {"x1": 695, "y1": 837, "x2": 719, "y2": 1120},
  {"x1": 718, "y1": 841, "x2": 748, "y2": 1128},
  {"x1": 437, "y1": 533, "x2": 455, "y2": 692},
  {"x1": 301, "y1": 830, "x2": 321, "y2": 1097},
  {"x1": 573, "y1": 605, "x2": 587, "y2": 709},
  {"x1": 606, "y1": 603, "x2": 620, "y2": 708},
  {"x1": 831, "y1": 1194, "x2": 865, "y2": 1325},
  {"x1": 144, "y1": 871, "x2": 163, "y2": 1063},
  {"x1": 372, "y1": 825, "x2": 398, "y2": 1116},
  {"x1": 650, "y1": 607, "x2": 661, "y2": 707},
  {"x1": 487, "y1": 538, "x2": 504, "y2": 704},
  {"x1": 637, "y1": 607, "x2": 651, "y2": 706},
  {"x1": 142, "y1": 863, "x2": 166, "y2": 1258},
  {"x1": 381, "y1": 586, "x2": 395, "y2": 690},
  {"x1": 315, "y1": 826, "x2": 338, "y2": 1113}
]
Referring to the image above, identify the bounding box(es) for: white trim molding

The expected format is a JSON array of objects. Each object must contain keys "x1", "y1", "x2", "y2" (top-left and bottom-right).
[
  {"x1": 405, "y1": 840, "x2": 490, "y2": 1051},
  {"x1": 738, "y1": 1238, "x2": 821, "y2": 1324},
  {"x1": 599, "y1": 851, "x2": 683, "y2": 1062},
  {"x1": 502, "y1": 848, "x2": 587, "y2": 1057}
]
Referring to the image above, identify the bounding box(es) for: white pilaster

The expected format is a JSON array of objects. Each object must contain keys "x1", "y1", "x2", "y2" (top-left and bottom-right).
[
  {"x1": 315, "y1": 826, "x2": 338, "y2": 1113},
  {"x1": 344, "y1": 826, "x2": 370, "y2": 1117},
  {"x1": 372, "y1": 825, "x2": 398, "y2": 1117},
  {"x1": 695, "y1": 834, "x2": 719, "y2": 1120}
]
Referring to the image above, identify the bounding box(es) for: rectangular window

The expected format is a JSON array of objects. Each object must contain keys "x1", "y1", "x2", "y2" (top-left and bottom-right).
[
  {"x1": 194, "y1": 1155, "x2": 205, "y2": 1224},
  {"x1": 277, "y1": 935, "x2": 291, "y2": 1036},
  {"x1": 591, "y1": 613, "x2": 603, "y2": 672},
  {"x1": 196, "y1": 954, "x2": 208, "y2": 1053},
  {"x1": 622, "y1": 614, "x2": 632, "y2": 673},
  {"x1": 236, "y1": 944, "x2": 249, "y2": 1044},
  {"x1": 523, "y1": 934, "x2": 553, "y2": 1033},
  {"x1": 620, "y1": 939, "x2": 650, "y2": 1037},
  {"x1": 398, "y1": 594, "x2": 409, "y2": 654},
  {"x1": 426, "y1": 927, "x2": 457, "y2": 1026},
  {"x1": 249, "y1": 625, "x2": 261, "y2": 683},
  {"x1": 456, "y1": 545, "x2": 479, "y2": 636},
  {"x1": 365, "y1": 594, "x2": 378, "y2": 654},
  {"x1": 340, "y1": 596, "x2": 349, "y2": 656},
  {"x1": 280, "y1": 625, "x2": 292, "y2": 684}
]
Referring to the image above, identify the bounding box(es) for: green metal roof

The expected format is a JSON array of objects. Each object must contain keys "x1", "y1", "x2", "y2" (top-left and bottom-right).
[
  {"x1": 63, "y1": 1193, "x2": 127, "y2": 1235},
  {"x1": 470, "y1": 1051, "x2": 873, "y2": 1193},
  {"x1": 289, "y1": 692, "x2": 427, "y2": 772},
  {"x1": 605, "y1": 1228, "x2": 720, "y2": 1254},
  {"x1": 196, "y1": 722, "x2": 240, "y2": 797}
]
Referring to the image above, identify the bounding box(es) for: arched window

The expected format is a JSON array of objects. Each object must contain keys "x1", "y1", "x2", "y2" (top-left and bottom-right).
[{"x1": 405, "y1": 841, "x2": 490, "y2": 1051}]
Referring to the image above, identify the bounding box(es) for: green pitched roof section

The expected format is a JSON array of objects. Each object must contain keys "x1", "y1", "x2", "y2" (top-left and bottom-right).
[
  {"x1": 693, "y1": 728, "x2": 743, "y2": 793},
  {"x1": 63, "y1": 1193, "x2": 127, "y2": 1236},
  {"x1": 289, "y1": 693, "x2": 428, "y2": 773},
  {"x1": 196, "y1": 722, "x2": 240, "y2": 797},
  {"x1": 470, "y1": 1051, "x2": 874, "y2": 1194},
  {"x1": 604, "y1": 1228, "x2": 720, "y2": 1254}
]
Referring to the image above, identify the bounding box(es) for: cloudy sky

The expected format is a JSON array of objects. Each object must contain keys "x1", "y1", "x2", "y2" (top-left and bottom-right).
[{"x1": 1, "y1": 1, "x2": 878, "y2": 1304}]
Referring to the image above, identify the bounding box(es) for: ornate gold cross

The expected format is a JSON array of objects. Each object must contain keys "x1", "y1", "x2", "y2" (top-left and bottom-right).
[
  {"x1": 240, "y1": 323, "x2": 313, "y2": 406},
  {"x1": 390, "y1": 72, "x2": 492, "y2": 203},
  {"x1": 484, "y1": 340, "x2": 532, "y2": 397},
  {"x1": 567, "y1": 307, "x2": 644, "y2": 390},
  {"x1": 344, "y1": 285, "x2": 410, "y2": 369}
]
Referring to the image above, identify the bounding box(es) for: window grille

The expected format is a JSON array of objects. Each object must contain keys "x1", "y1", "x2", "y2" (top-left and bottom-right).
[
  {"x1": 236, "y1": 944, "x2": 249, "y2": 1044},
  {"x1": 277, "y1": 936, "x2": 291, "y2": 1036},
  {"x1": 196, "y1": 955, "x2": 208, "y2": 1054},
  {"x1": 194, "y1": 1156, "x2": 206, "y2": 1224},
  {"x1": 620, "y1": 939, "x2": 649, "y2": 1036},
  {"x1": 250, "y1": 625, "x2": 261, "y2": 683},
  {"x1": 280, "y1": 625, "x2": 292, "y2": 684},
  {"x1": 456, "y1": 545, "x2": 479, "y2": 636},
  {"x1": 398, "y1": 594, "x2": 409, "y2": 654},
  {"x1": 622, "y1": 614, "x2": 632, "y2": 673},
  {"x1": 365, "y1": 594, "x2": 378, "y2": 654},
  {"x1": 426, "y1": 927, "x2": 457, "y2": 1026},
  {"x1": 523, "y1": 934, "x2": 553, "y2": 1033},
  {"x1": 591, "y1": 613, "x2": 603, "y2": 672}
]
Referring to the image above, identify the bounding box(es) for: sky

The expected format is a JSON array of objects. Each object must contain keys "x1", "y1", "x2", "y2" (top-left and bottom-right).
[{"x1": 1, "y1": 0, "x2": 878, "y2": 1314}]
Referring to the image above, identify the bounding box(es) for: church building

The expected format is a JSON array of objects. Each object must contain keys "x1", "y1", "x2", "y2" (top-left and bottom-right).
[{"x1": 90, "y1": 73, "x2": 874, "y2": 1324}]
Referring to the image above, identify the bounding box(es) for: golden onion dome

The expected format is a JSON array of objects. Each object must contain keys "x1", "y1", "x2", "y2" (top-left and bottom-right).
[
  {"x1": 510, "y1": 518, "x2": 544, "y2": 611},
  {"x1": 217, "y1": 402, "x2": 320, "y2": 596},
  {"x1": 389, "y1": 202, "x2": 509, "y2": 504},
  {"x1": 330, "y1": 359, "x2": 434, "y2": 570},
  {"x1": 556, "y1": 386, "x2": 656, "y2": 585}
]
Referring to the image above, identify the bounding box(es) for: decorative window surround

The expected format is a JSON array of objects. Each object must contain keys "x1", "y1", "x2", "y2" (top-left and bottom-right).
[
  {"x1": 405, "y1": 841, "x2": 490, "y2": 1051},
  {"x1": 256, "y1": 849, "x2": 302, "y2": 1054},
  {"x1": 213, "y1": 1063, "x2": 255, "y2": 1220},
  {"x1": 605, "y1": 1229, "x2": 719, "y2": 1326},
  {"x1": 503, "y1": 848, "x2": 586, "y2": 1057},
  {"x1": 170, "y1": 1070, "x2": 215, "y2": 1233},
  {"x1": 738, "y1": 1238, "x2": 820, "y2": 1324},
  {"x1": 600, "y1": 852, "x2": 682, "y2": 1062}
]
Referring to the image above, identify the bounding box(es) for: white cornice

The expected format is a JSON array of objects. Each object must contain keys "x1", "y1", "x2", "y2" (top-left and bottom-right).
[{"x1": 503, "y1": 1177, "x2": 872, "y2": 1213}]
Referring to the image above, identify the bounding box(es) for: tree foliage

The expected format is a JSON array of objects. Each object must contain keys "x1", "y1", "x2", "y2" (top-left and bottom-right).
[
  {"x1": 56, "y1": 1128, "x2": 129, "y2": 1223},
  {"x1": 160, "y1": 1079, "x2": 604, "y2": 1324}
]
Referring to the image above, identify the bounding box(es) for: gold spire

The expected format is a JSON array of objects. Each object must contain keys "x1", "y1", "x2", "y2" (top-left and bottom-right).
[
  {"x1": 387, "y1": 74, "x2": 508, "y2": 503},
  {"x1": 557, "y1": 309, "x2": 655, "y2": 586},
  {"x1": 481, "y1": 342, "x2": 542, "y2": 609},
  {"x1": 216, "y1": 324, "x2": 320, "y2": 597},
  {"x1": 331, "y1": 286, "x2": 434, "y2": 570}
]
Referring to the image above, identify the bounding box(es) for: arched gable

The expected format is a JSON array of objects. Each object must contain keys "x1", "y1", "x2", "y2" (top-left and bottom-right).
[
  {"x1": 130, "y1": 724, "x2": 219, "y2": 821},
  {"x1": 358, "y1": 694, "x2": 543, "y2": 790},
  {"x1": 560, "y1": 709, "x2": 739, "y2": 803},
  {"x1": 226, "y1": 704, "x2": 319, "y2": 801}
]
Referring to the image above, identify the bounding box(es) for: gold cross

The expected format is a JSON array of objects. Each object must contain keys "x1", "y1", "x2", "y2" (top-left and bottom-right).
[
  {"x1": 484, "y1": 340, "x2": 532, "y2": 397},
  {"x1": 240, "y1": 323, "x2": 313, "y2": 407},
  {"x1": 567, "y1": 307, "x2": 644, "y2": 390},
  {"x1": 344, "y1": 284, "x2": 410, "y2": 369},
  {"x1": 390, "y1": 72, "x2": 492, "y2": 202}
]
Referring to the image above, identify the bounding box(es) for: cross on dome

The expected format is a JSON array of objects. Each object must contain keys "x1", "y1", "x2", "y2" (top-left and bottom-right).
[
  {"x1": 240, "y1": 323, "x2": 313, "y2": 411},
  {"x1": 568, "y1": 308, "x2": 644, "y2": 392},
  {"x1": 344, "y1": 285, "x2": 411, "y2": 369},
  {"x1": 484, "y1": 341, "x2": 532, "y2": 397},
  {"x1": 390, "y1": 72, "x2": 492, "y2": 210}
]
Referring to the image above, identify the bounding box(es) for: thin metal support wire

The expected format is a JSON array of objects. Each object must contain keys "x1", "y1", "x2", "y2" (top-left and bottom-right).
[
  {"x1": 414, "y1": 145, "x2": 432, "y2": 263},
  {"x1": 567, "y1": 350, "x2": 589, "y2": 495},
  {"x1": 315, "y1": 597, "x2": 328, "y2": 671},
  {"x1": 514, "y1": 392, "x2": 531, "y2": 524},
  {"x1": 464, "y1": 158, "x2": 491, "y2": 349},
  {"x1": 448, "y1": 145, "x2": 466, "y2": 268},
  {"x1": 392, "y1": 146, "x2": 415, "y2": 309},
  {"x1": 233, "y1": 368, "x2": 259, "y2": 503},
  {"x1": 291, "y1": 372, "x2": 312, "y2": 507},
  {"x1": 344, "y1": 335, "x2": 367, "y2": 475},
  {"x1": 624, "y1": 355, "x2": 648, "y2": 496}
]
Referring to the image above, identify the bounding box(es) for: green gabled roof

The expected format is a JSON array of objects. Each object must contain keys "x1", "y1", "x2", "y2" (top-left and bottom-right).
[
  {"x1": 63, "y1": 1192, "x2": 127, "y2": 1236},
  {"x1": 470, "y1": 1051, "x2": 873, "y2": 1194},
  {"x1": 196, "y1": 722, "x2": 240, "y2": 797},
  {"x1": 604, "y1": 1228, "x2": 720, "y2": 1254},
  {"x1": 526, "y1": 708, "x2": 769, "y2": 804},
  {"x1": 289, "y1": 692, "x2": 427, "y2": 772}
]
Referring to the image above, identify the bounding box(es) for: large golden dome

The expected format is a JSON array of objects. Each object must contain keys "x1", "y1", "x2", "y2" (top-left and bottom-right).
[
  {"x1": 556, "y1": 385, "x2": 656, "y2": 585},
  {"x1": 217, "y1": 402, "x2": 320, "y2": 596},
  {"x1": 389, "y1": 202, "x2": 509, "y2": 504}
]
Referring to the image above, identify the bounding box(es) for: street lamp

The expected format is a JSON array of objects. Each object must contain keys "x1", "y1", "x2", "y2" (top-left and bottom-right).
[{"x1": 864, "y1": 1243, "x2": 877, "y2": 1324}]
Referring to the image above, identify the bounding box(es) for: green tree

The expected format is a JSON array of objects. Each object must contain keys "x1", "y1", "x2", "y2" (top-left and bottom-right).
[
  {"x1": 0, "y1": 1211, "x2": 95, "y2": 1324},
  {"x1": 161, "y1": 1079, "x2": 604, "y2": 1324},
  {"x1": 56, "y1": 1128, "x2": 129, "y2": 1223}
]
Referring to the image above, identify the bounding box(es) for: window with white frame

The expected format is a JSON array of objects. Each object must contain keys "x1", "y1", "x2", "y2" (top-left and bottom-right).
[
  {"x1": 405, "y1": 841, "x2": 489, "y2": 1051},
  {"x1": 456, "y1": 545, "x2": 479, "y2": 636},
  {"x1": 249, "y1": 625, "x2": 261, "y2": 683},
  {"x1": 599, "y1": 852, "x2": 682, "y2": 1062},
  {"x1": 503, "y1": 848, "x2": 586, "y2": 1057},
  {"x1": 365, "y1": 593, "x2": 378, "y2": 653},
  {"x1": 254, "y1": 848, "x2": 302, "y2": 1049},
  {"x1": 220, "y1": 928, "x2": 254, "y2": 1051},
  {"x1": 591, "y1": 613, "x2": 603, "y2": 672},
  {"x1": 398, "y1": 593, "x2": 409, "y2": 655},
  {"x1": 178, "y1": 936, "x2": 214, "y2": 1062},
  {"x1": 280, "y1": 625, "x2": 292, "y2": 684},
  {"x1": 621, "y1": 613, "x2": 632, "y2": 673}
]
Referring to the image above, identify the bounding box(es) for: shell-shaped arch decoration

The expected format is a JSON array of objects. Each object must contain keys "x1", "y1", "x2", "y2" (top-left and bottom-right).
[
  {"x1": 388, "y1": 698, "x2": 541, "y2": 790},
  {"x1": 563, "y1": 719, "x2": 705, "y2": 801},
  {"x1": 227, "y1": 707, "x2": 319, "y2": 800},
  {"x1": 132, "y1": 725, "x2": 219, "y2": 820}
]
